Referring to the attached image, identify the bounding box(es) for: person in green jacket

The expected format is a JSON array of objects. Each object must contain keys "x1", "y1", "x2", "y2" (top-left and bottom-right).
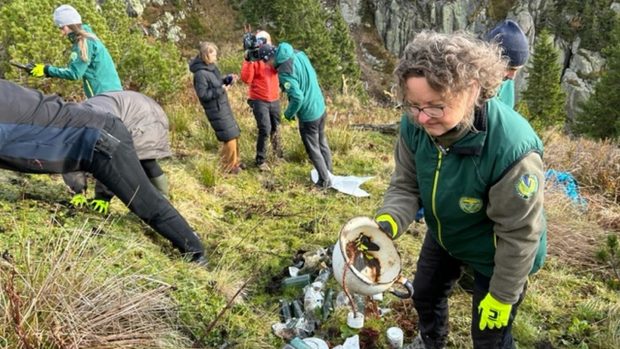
[
  {"x1": 29, "y1": 4, "x2": 122, "y2": 98},
  {"x1": 368, "y1": 31, "x2": 546, "y2": 348},
  {"x1": 267, "y1": 42, "x2": 333, "y2": 189},
  {"x1": 485, "y1": 19, "x2": 530, "y2": 109}
]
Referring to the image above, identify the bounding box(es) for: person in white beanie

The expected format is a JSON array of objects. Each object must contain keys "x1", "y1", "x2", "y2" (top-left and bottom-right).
[{"x1": 29, "y1": 4, "x2": 122, "y2": 98}]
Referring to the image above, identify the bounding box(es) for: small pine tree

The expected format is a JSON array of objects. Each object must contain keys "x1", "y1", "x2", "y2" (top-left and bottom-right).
[
  {"x1": 521, "y1": 29, "x2": 566, "y2": 131},
  {"x1": 271, "y1": 0, "x2": 341, "y2": 89},
  {"x1": 238, "y1": 0, "x2": 361, "y2": 94},
  {"x1": 573, "y1": 19, "x2": 620, "y2": 140}
]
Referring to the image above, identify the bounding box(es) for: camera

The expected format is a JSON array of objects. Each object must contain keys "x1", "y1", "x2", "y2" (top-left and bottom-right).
[{"x1": 243, "y1": 31, "x2": 266, "y2": 62}]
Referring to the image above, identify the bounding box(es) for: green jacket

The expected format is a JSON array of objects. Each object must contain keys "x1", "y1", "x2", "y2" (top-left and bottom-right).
[
  {"x1": 274, "y1": 42, "x2": 325, "y2": 122},
  {"x1": 378, "y1": 98, "x2": 547, "y2": 304},
  {"x1": 46, "y1": 24, "x2": 122, "y2": 98},
  {"x1": 496, "y1": 79, "x2": 515, "y2": 109}
]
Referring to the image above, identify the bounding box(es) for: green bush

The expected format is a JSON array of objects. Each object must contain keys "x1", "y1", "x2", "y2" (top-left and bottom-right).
[
  {"x1": 232, "y1": 0, "x2": 362, "y2": 96},
  {"x1": 0, "y1": 0, "x2": 187, "y2": 102}
]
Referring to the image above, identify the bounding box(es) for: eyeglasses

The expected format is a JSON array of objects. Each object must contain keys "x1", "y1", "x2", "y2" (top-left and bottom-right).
[{"x1": 402, "y1": 101, "x2": 446, "y2": 119}]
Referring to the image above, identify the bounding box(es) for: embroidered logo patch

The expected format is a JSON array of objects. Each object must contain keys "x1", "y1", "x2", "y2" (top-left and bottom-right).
[
  {"x1": 459, "y1": 197, "x2": 483, "y2": 213},
  {"x1": 515, "y1": 174, "x2": 539, "y2": 199},
  {"x1": 69, "y1": 51, "x2": 78, "y2": 62},
  {"x1": 283, "y1": 81, "x2": 291, "y2": 90}
]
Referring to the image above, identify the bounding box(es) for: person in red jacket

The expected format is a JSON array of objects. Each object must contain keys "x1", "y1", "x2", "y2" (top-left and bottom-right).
[{"x1": 240, "y1": 30, "x2": 283, "y2": 171}]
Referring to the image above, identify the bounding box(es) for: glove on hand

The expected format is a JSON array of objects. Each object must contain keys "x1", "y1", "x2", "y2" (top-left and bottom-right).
[
  {"x1": 223, "y1": 74, "x2": 234, "y2": 86},
  {"x1": 90, "y1": 199, "x2": 110, "y2": 215},
  {"x1": 478, "y1": 293, "x2": 512, "y2": 330},
  {"x1": 284, "y1": 113, "x2": 295, "y2": 122},
  {"x1": 355, "y1": 234, "x2": 380, "y2": 252},
  {"x1": 354, "y1": 234, "x2": 379, "y2": 260},
  {"x1": 30, "y1": 64, "x2": 46, "y2": 77},
  {"x1": 375, "y1": 213, "x2": 398, "y2": 239},
  {"x1": 70, "y1": 193, "x2": 88, "y2": 208}
]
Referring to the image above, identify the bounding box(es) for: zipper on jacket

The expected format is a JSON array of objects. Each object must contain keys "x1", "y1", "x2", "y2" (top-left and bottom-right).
[
  {"x1": 431, "y1": 148, "x2": 446, "y2": 249},
  {"x1": 85, "y1": 80, "x2": 94, "y2": 98}
]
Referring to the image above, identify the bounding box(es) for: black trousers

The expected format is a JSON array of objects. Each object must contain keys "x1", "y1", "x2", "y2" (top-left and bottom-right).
[
  {"x1": 299, "y1": 113, "x2": 332, "y2": 186},
  {"x1": 63, "y1": 159, "x2": 164, "y2": 201},
  {"x1": 249, "y1": 99, "x2": 281, "y2": 165},
  {"x1": 412, "y1": 232, "x2": 525, "y2": 349},
  {"x1": 94, "y1": 159, "x2": 163, "y2": 201},
  {"x1": 85, "y1": 117, "x2": 204, "y2": 260}
]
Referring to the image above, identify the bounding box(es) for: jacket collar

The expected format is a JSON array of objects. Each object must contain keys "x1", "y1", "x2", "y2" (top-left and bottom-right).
[{"x1": 434, "y1": 104, "x2": 488, "y2": 156}]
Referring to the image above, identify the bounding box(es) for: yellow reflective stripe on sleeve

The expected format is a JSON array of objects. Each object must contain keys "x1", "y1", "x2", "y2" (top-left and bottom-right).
[{"x1": 376, "y1": 213, "x2": 398, "y2": 238}]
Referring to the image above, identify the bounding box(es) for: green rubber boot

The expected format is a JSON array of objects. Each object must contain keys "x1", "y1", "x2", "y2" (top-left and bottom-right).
[{"x1": 150, "y1": 174, "x2": 169, "y2": 197}]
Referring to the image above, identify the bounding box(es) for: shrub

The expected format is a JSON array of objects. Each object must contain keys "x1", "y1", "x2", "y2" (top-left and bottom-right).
[{"x1": 0, "y1": 0, "x2": 187, "y2": 102}]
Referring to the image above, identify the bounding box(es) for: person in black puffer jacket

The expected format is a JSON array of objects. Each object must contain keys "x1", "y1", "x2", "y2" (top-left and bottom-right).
[{"x1": 189, "y1": 41, "x2": 243, "y2": 174}]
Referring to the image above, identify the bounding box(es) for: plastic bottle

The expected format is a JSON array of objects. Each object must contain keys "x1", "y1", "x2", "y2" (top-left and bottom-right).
[
  {"x1": 303, "y1": 282, "x2": 324, "y2": 313},
  {"x1": 321, "y1": 288, "x2": 334, "y2": 320},
  {"x1": 291, "y1": 300, "x2": 304, "y2": 319},
  {"x1": 314, "y1": 268, "x2": 331, "y2": 285},
  {"x1": 282, "y1": 274, "x2": 311, "y2": 288},
  {"x1": 280, "y1": 299, "x2": 292, "y2": 321}
]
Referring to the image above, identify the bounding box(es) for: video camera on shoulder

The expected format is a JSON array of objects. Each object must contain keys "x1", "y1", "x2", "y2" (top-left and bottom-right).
[{"x1": 243, "y1": 25, "x2": 267, "y2": 62}]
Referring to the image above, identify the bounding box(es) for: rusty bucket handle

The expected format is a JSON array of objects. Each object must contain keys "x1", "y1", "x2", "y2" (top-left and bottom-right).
[{"x1": 389, "y1": 276, "x2": 414, "y2": 299}]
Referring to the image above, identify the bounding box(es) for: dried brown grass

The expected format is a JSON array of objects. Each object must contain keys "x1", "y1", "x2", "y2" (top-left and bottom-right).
[
  {"x1": 0, "y1": 224, "x2": 191, "y2": 349},
  {"x1": 543, "y1": 128, "x2": 620, "y2": 270},
  {"x1": 542, "y1": 129, "x2": 620, "y2": 203}
]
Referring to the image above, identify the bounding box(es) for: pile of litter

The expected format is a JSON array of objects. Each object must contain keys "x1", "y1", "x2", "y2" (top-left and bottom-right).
[{"x1": 270, "y1": 247, "x2": 407, "y2": 349}]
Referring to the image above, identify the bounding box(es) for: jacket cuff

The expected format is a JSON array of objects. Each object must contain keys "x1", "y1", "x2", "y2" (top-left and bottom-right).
[{"x1": 375, "y1": 213, "x2": 399, "y2": 239}]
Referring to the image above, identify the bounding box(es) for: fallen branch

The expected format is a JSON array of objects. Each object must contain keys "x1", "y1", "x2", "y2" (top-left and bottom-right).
[
  {"x1": 205, "y1": 275, "x2": 255, "y2": 335},
  {"x1": 349, "y1": 123, "x2": 399, "y2": 135}
]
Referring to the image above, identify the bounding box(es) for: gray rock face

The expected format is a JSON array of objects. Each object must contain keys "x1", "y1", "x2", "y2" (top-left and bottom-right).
[
  {"x1": 125, "y1": 0, "x2": 152, "y2": 17},
  {"x1": 368, "y1": 0, "x2": 606, "y2": 121},
  {"x1": 340, "y1": 0, "x2": 363, "y2": 25}
]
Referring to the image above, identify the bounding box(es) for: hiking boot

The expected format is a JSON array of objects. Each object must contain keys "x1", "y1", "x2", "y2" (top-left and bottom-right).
[
  {"x1": 149, "y1": 174, "x2": 169, "y2": 197},
  {"x1": 257, "y1": 162, "x2": 271, "y2": 172},
  {"x1": 192, "y1": 255, "x2": 208, "y2": 267}
]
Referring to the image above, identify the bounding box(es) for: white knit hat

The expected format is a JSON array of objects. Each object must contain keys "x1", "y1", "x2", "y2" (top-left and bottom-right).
[
  {"x1": 53, "y1": 5, "x2": 82, "y2": 27},
  {"x1": 255, "y1": 30, "x2": 272, "y2": 45}
]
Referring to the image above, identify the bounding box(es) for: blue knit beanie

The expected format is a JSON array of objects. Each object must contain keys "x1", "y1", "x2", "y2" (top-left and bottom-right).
[{"x1": 485, "y1": 20, "x2": 529, "y2": 67}]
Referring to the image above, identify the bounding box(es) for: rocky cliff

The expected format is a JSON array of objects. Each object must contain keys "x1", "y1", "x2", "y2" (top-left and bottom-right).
[{"x1": 341, "y1": 0, "x2": 620, "y2": 120}]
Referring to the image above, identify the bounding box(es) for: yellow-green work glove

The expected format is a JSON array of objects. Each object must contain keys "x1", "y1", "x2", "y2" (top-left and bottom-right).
[
  {"x1": 30, "y1": 64, "x2": 46, "y2": 77},
  {"x1": 90, "y1": 199, "x2": 110, "y2": 215},
  {"x1": 70, "y1": 193, "x2": 88, "y2": 208},
  {"x1": 478, "y1": 293, "x2": 512, "y2": 330}
]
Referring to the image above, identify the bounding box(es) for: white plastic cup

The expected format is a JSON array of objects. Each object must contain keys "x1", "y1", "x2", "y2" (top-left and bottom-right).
[
  {"x1": 347, "y1": 311, "x2": 364, "y2": 329},
  {"x1": 386, "y1": 327, "x2": 404, "y2": 348}
]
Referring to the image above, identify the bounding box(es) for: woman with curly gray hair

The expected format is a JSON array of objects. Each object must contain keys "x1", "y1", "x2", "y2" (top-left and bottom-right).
[{"x1": 371, "y1": 31, "x2": 547, "y2": 348}]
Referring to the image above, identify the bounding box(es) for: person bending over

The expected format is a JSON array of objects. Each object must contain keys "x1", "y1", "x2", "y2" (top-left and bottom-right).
[{"x1": 0, "y1": 79, "x2": 205, "y2": 264}]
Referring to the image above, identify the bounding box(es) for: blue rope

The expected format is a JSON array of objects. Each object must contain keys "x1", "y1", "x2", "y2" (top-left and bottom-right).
[{"x1": 545, "y1": 169, "x2": 588, "y2": 210}]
